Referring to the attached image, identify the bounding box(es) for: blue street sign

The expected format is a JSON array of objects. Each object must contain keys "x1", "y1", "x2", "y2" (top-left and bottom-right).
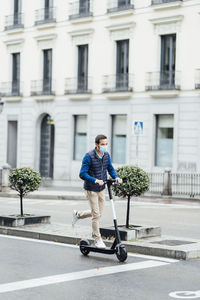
[{"x1": 133, "y1": 121, "x2": 143, "y2": 135}]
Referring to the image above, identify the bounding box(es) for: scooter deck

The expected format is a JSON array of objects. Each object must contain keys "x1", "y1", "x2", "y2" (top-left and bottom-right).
[{"x1": 80, "y1": 245, "x2": 116, "y2": 255}]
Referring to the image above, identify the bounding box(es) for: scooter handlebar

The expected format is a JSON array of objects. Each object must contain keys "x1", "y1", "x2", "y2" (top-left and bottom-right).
[{"x1": 105, "y1": 178, "x2": 126, "y2": 185}]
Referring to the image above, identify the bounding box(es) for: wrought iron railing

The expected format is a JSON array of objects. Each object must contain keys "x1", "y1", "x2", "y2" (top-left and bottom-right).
[
  {"x1": 171, "y1": 173, "x2": 200, "y2": 197},
  {"x1": 147, "y1": 171, "x2": 200, "y2": 198},
  {"x1": 152, "y1": 0, "x2": 182, "y2": 4},
  {"x1": 107, "y1": 0, "x2": 134, "y2": 13},
  {"x1": 0, "y1": 81, "x2": 22, "y2": 97},
  {"x1": 64, "y1": 77, "x2": 92, "y2": 94},
  {"x1": 195, "y1": 69, "x2": 200, "y2": 89},
  {"x1": 146, "y1": 71, "x2": 181, "y2": 91},
  {"x1": 5, "y1": 13, "x2": 24, "y2": 30},
  {"x1": 147, "y1": 173, "x2": 164, "y2": 194},
  {"x1": 103, "y1": 74, "x2": 133, "y2": 93},
  {"x1": 35, "y1": 7, "x2": 56, "y2": 25},
  {"x1": 69, "y1": 0, "x2": 93, "y2": 19},
  {"x1": 31, "y1": 79, "x2": 55, "y2": 96}
]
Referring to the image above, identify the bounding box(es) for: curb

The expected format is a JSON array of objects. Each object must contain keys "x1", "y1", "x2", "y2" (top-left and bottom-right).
[
  {"x1": 0, "y1": 226, "x2": 199, "y2": 260},
  {"x1": 0, "y1": 192, "x2": 87, "y2": 201}
]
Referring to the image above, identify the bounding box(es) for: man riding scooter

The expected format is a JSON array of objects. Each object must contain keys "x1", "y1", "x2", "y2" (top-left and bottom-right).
[{"x1": 72, "y1": 134, "x2": 122, "y2": 248}]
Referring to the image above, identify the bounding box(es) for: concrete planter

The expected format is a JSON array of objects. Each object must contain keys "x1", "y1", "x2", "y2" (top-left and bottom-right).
[
  {"x1": 0, "y1": 215, "x2": 51, "y2": 227},
  {"x1": 100, "y1": 224, "x2": 161, "y2": 241}
]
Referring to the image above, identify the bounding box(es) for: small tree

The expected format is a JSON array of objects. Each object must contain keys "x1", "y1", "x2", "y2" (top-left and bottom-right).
[
  {"x1": 9, "y1": 167, "x2": 42, "y2": 216},
  {"x1": 112, "y1": 165, "x2": 149, "y2": 228}
]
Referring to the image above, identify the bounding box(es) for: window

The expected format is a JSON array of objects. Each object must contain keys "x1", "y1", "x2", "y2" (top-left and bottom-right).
[
  {"x1": 78, "y1": 45, "x2": 88, "y2": 91},
  {"x1": 79, "y1": 0, "x2": 90, "y2": 15},
  {"x1": 12, "y1": 52, "x2": 20, "y2": 95},
  {"x1": 116, "y1": 40, "x2": 129, "y2": 90},
  {"x1": 112, "y1": 115, "x2": 127, "y2": 164},
  {"x1": 160, "y1": 34, "x2": 176, "y2": 88},
  {"x1": 155, "y1": 114, "x2": 174, "y2": 167},
  {"x1": 118, "y1": 0, "x2": 130, "y2": 7},
  {"x1": 44, "y1": 0, "x2": 53, "y2": 19},
  {"x1": 43, "y1": 49, "x2": 52, "y2": 93},
  {"x1": 74, "y1": 115, "x2": 87, "y2": 160},
  {"x1": 14, "y1": 0, "x2": 21, "y2": 25},
  {"x1": 7, "y1": 121, "x2": 18, "y2": 168}
]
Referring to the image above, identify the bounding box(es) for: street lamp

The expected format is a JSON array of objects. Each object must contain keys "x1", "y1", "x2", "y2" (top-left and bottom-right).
[{"x1": 0, "y1": 99, "x2": 4, "y2": 114}]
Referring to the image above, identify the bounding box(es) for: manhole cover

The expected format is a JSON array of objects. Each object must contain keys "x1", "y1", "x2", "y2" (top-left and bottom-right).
[{"x1": 151, "y1": 240, "x2": 195, "y2": 246}]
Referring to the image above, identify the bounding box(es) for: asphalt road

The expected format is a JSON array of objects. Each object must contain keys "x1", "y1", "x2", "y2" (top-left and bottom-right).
[
  {"x1": 0, "y1": 197, "x2": 200, "y2": 239},
  {"x1": 0, "y1": 235, "x2": 199, "y2": 300}
]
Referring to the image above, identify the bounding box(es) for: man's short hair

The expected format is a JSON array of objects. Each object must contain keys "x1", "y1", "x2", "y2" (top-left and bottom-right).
[{"x1": 95, "y1": 134, "x2": 107, "y2": 144}]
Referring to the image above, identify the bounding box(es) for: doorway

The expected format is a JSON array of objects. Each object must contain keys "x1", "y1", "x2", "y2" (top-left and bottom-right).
[{"x1": 40, "y1": 114, "x2": 54, "y2": 178}]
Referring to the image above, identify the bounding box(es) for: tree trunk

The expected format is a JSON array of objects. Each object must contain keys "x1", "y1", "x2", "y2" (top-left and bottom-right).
[
  {"x1": 20, "y1": 192, "x2": 23, "y2": 217},
  {"x1": 126, "y1": 195, "x2": 131, "y2": 228}
]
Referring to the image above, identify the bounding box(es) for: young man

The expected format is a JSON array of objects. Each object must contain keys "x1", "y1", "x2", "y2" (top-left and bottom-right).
[{"x1": 72, "y1": 134, "x2": 122, "y2": 248}]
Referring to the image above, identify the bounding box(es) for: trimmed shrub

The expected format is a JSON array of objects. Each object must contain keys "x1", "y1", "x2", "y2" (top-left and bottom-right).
[
  {"x1": 112, "y1": 165, "x2": 149, "y2": 228},
  {"x1": 9, "y1": 167, "x2": 42, "y2": 216}
]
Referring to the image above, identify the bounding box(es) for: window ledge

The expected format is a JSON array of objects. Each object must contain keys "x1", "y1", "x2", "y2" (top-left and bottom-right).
[
  {"x1": 148, "y1": 90, "x2": 180, "y2": 98},
  {"x1": 34, "y1": 95, "x2": 55, "y2": 101},
  {"x1": 152, "y1": 1, "x2": 182, "y2": 10},
  {"x1": 68, "y1": 94, "x2": 91, "y2": 100},
  {"x1": 69, "y1": 16, "x2": 93, "y2": 24},
  {"x1": 107, "y1": 7, "x2": 134, "y2": 18},
  {"x1": 104, "y1": 91, "x2": 132, "y2": 100},
  {"x1": 35, "y1": 21, "x2": 56, "y2": 30},
  {"x1": 3, "y1": 96, "x2": 22, "y2": 102},
  {"x1": 5, "y1": 27, "x2": 24, "y2": 35}
]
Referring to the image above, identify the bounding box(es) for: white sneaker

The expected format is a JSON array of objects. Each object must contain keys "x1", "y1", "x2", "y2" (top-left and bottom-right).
[
  {"x1": 72, "y1": 210, "x2": 79, "y2": 227},
  {"x1": 95, "y1": 239, "x2": 106, "y2": 248}
]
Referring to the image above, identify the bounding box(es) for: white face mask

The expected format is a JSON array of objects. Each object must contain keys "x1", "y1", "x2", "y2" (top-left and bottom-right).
[{"x1": 99, "y1": 146, "x2": 108, "y2": 154}]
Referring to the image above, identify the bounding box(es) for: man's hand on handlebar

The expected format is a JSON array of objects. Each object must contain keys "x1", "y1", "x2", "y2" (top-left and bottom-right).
[
  {"x1": 95, "y1": 179, "x2": 104, "y2": 186},
  {"x1": 115, "y1": 177, "x2": 123, "y2": 184}
]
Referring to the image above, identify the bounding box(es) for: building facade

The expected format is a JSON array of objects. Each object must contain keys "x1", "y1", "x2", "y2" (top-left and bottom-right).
[{"x1": 0, "y1": 0, "x2": 200, "y2": 185}]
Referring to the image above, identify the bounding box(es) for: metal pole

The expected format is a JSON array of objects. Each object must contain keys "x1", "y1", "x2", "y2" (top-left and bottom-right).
[{"x1": 136, "y1": 135, "x2": 139, "y2": 166}]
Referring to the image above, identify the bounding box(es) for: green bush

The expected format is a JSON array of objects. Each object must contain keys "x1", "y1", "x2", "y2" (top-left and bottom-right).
[
  {"x1": 9, "y1": 167, "x2": 42, "y2": 216},
  {"x1": 111, "y1": 165, "x2": 149, "y2": 228},
  {"x1": 112, "y1": 165, "x2": 149, "y2": 197}
]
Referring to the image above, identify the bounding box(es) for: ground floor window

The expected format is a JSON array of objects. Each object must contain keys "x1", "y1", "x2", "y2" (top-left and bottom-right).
[
  {"x1": 155, "y1": 114, "x2": 174, "y2": 167},
  {"x1": 74, "y1": 115, "x2": 87, "y2": 161},
  {"x1": 7, "y1": 120, "x2": 18, "y2": 168},
  {"x1": 111, "y1": 115, "x2": 127, "y2": 164}
]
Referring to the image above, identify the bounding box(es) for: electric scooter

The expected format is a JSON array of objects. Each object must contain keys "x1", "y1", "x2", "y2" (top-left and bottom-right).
[{"x1": 79, "y1": 179, "x2": 127, "y2": 262}]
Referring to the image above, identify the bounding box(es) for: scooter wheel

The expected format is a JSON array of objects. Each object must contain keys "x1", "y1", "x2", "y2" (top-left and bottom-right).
[
  {"x1": 80, "y1": 239, "x2": 90, "y2": 256},
  {"x1": 116, "y1": 245, "x2": 127, "y2": 262}
]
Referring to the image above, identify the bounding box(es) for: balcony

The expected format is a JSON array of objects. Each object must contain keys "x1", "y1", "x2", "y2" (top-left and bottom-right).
[
  {"x1": 146, "y1": 71, "x2": 180, "y2": 91},
  {"x1": 35, "y1": 7, "x2": 56, "y2": 26},
  {"x1": 107, "y1": 0, "x2": 134, "y2": 14},
  {"x1": 0, "y1": 81, "x2": 22, "y2": 98},
  {"x1": 195, "y1": 69, "x2": 200, "y2": 89},
  {"x1": 152, "y1": 0, "x2": 182, "y2": 4},
  {"x1": 31, "y1": 80, "x2": 55, "y2": 97},
  {"x1": 64, "y1": 76, "x2": 92, "y2": 96},
  {"x1": 69, "y1": 0, "x2": 93, "y2": 20},
  {"x1": 5, "y1": 13, "x2": 24, "y2": 31},
  {"x1": 103, "y1": 74, "x2": 133, "y2": 94}
]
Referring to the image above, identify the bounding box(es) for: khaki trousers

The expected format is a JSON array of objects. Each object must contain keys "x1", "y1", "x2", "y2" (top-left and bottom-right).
[{"x1": 77, "y1": 189, "x2": 105, "y2": 241}]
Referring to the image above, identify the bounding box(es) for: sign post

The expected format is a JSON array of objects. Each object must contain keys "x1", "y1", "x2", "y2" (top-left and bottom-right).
[{"x1": 133, "y1": 121, "x2": 143, "y2": 166}]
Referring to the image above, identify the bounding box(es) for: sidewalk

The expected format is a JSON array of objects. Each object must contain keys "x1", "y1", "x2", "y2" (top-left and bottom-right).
[{"x1": 1, "y1": 187, "x2": 200, "y2": 206}]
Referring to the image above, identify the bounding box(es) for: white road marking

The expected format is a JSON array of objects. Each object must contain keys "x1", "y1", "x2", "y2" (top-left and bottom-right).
[
  {"x1": 0, "y1": 235, "x2": 179, "y2": 263},
  {"x1": 0, "y1": 260, "x2": 169, "y2": 294},
  {"x1": 169, "y1": 290, "x2": 200, "y2": 299},
  {"x1": 128, "y1": 252, "x2": 179, "y2": 263},
  {"x1": 0, "y1": 234, "x2": 78, "y2": 248}
]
